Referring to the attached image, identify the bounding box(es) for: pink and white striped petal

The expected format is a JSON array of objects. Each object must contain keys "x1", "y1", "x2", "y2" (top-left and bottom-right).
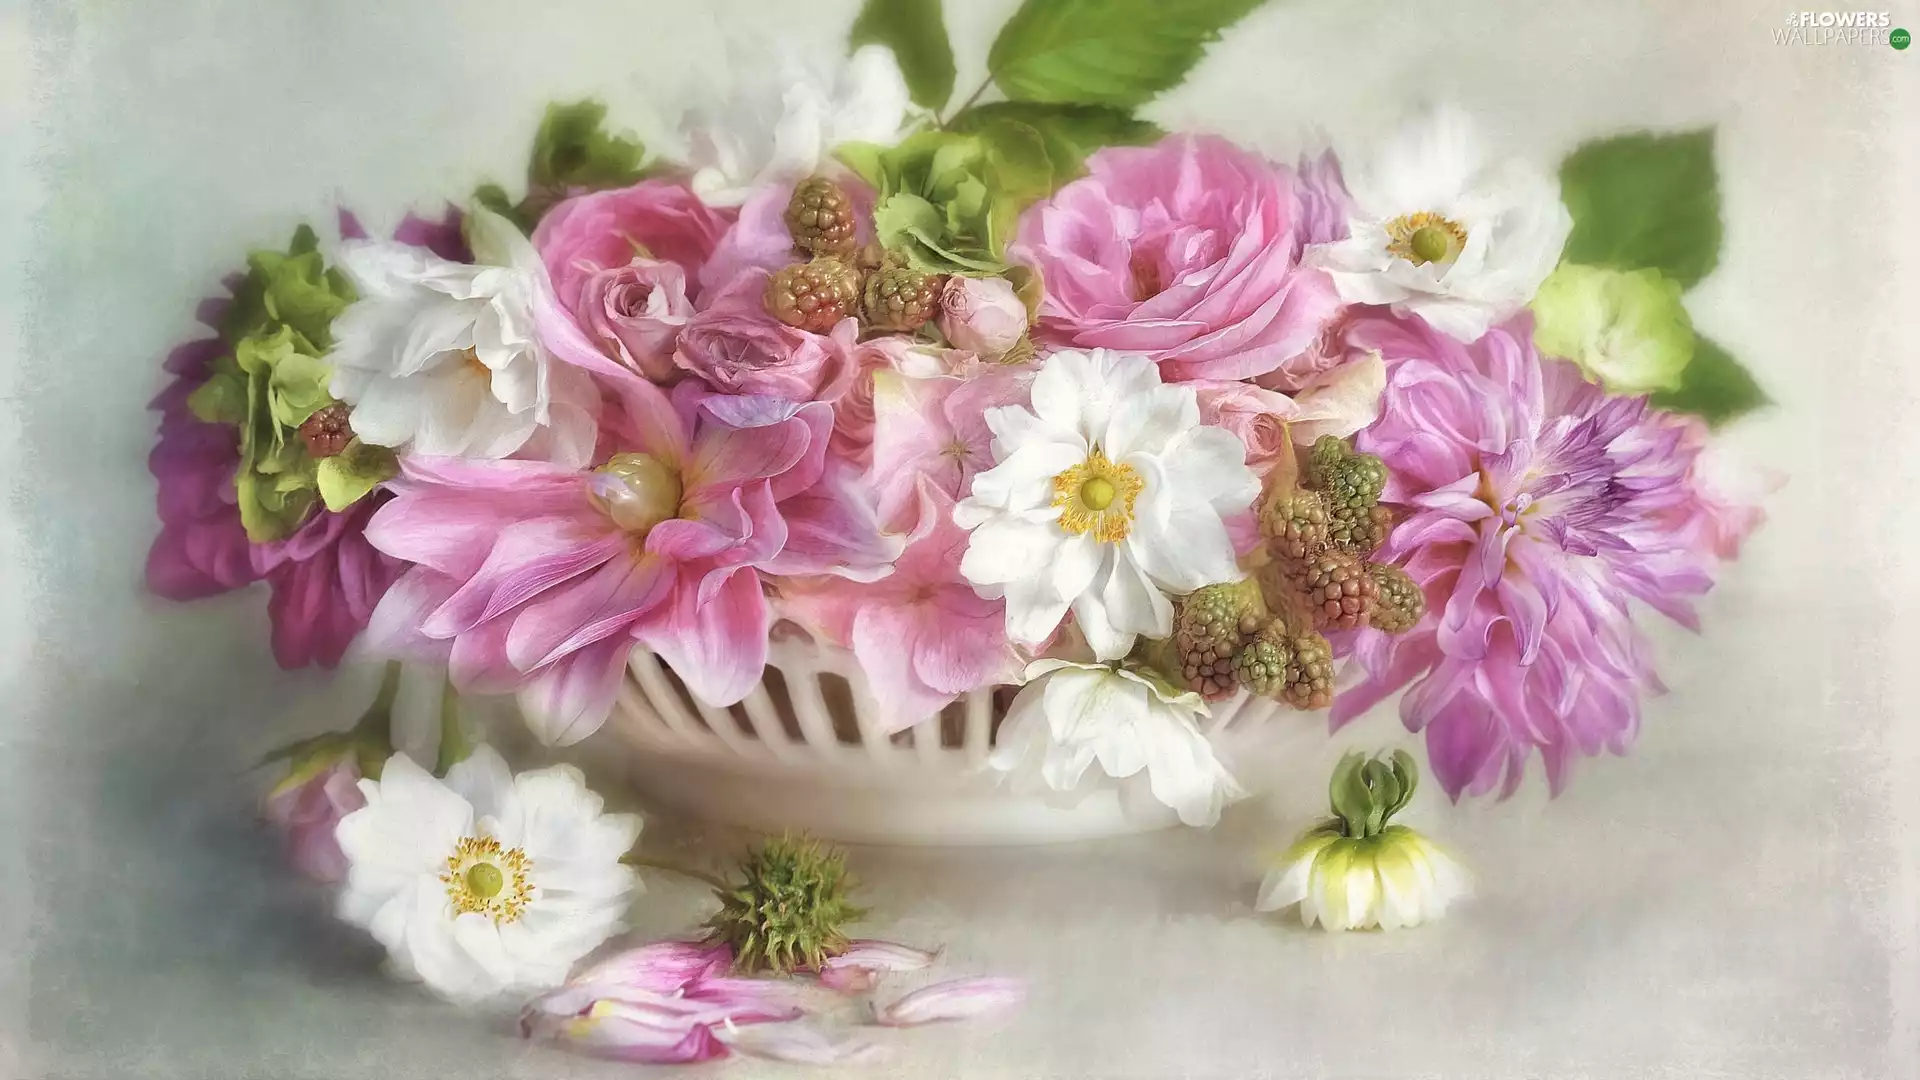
[
  {"x1": 818, "y1": 939, "x2": 941, "y2": 994},
  {"x1": 871, "y1": 976, "x2": 1025, "y2": 1027}
]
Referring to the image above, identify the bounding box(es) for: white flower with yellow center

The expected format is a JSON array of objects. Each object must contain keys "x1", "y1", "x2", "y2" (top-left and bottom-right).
[
  {"x1": 989, "y1": 659, "x2": 1245, "y2": 827},
  {"x1": 1256, "y1": 751, "x2": 1470, "y2": 931},
  {"x1": 1307, "y1": 106, "x2": 1571, "y2": 343},
  {"x1": 955, "y1": 349, "x2": 1259, "y2": 661},
  {"x1": 334, "y1": 747, "x2": 640, "y2": 1004}
]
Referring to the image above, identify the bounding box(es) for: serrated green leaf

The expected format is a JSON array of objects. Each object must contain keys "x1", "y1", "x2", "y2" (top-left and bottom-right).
[
  {"x1": 950, "y1": 100, "x2": 1164, "y2": 180},
  {"x1": 851, "y1": 0, "x2": 956, "y2": 111},
  {"x1": 528, "y1": 100, "x2": 647, "y2": 192},
  {"x1": 986, "y1": 0, "x2": 1268, "y2": 108},
  {"x1": 1650, "y1": 336, "x2": 1769, "y2": 426},
  {"x1": 316, "y1": 440, "x2": 398, "y2": 513},
  {"x1": 1559, "y1": 129, "x2": 1722, "y2": 289}
]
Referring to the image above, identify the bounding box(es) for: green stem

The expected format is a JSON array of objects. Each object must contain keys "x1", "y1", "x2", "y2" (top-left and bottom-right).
[
  {"x1": 434, "y1": 677, "x2": 472, "y2": 776},
  {"x1": 352, "y1": 661, "x2": 404, "y2": 747},
  {"x1": 940, "y1": 75, "x2": 994, "y2": 129},
  {"x1": 623, "y1": 852, "x2": 729, "y2": 892}
]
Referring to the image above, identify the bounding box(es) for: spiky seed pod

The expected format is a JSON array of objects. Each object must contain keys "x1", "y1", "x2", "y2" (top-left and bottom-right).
[
  {"x1": 1175, "y1": 583, "x2": 1264, "y2": 700},
  {"x1": 1232, "y1": 620, "x2": 1295, "y2": 699},
  {"x1": 297, "y1": 403, "x2": 352, "y2": 459},
  {"x1": 783, "y1": 176, "x2": 858, "y2": 259},
  {"x1": 862, "y1": 265, "x2": 945, "y2": 332},
  {"x1": 1301, "y1": 549, "x2": 1380, "y2": 631},
  {"x1": 1280, "y1": 630, "x2": 1336, "y2": 710},
  {"x1": 703, "y1": 834, "x2": 864, "y2": 975},
  {"x1": 1260, "y1": 485, "x2": 1332, "y2": 563},
  {"x1": 765, "y1": 257, "x2": 862, "y2": 333},
  {"x1": 1368, "y1": 562, "x2": 1426, "y2": 634}
]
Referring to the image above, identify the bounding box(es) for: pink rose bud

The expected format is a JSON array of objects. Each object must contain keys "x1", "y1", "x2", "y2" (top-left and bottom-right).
[{"x1": 937, "y1": 276, "x2": 1027, "y2": 360}]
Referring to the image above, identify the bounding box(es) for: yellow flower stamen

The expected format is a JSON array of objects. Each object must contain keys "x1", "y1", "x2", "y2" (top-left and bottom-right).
[
  {"x1": 1052, "y1": 449, "x2": 1144, "y2": 544},
  {"x1": 1384, "y1": 211, "x2": 1468, "y2": 266},
  {"x1": 441, "y1": 835, "x2": 533, "y2": 923}
]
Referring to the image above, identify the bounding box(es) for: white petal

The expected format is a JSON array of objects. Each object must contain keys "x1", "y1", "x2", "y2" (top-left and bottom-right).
[{"x1": 442, "y1": 744, "x2": 514, "y2": 823}]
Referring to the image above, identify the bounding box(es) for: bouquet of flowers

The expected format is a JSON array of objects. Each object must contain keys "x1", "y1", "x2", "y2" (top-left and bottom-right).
[{"x1": 150, "y1": 0, "x2": 1772, "y2": 959}]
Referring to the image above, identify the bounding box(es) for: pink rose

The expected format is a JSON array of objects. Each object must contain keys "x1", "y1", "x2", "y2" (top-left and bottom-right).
[
  {"x1": 264, "y1": 757, "x2": 365, "y2": 883},
  {"x1": 1192, "y1": 382, "x2": 1297, "y2": 472},
  {"x1": 534, "y1": 180, "x2": 731, "y2": 361},
  {"x1": 936, "y1": 276, "x2": 1027, "y2": 359},
  {"x1": 829, "y1": 338, "x2": 899, "y2": 467},
  {"x1": 576, "y1": 259, "x2": 695, "y2": 382},
  {"x1": 1254, "y1": 309, "x2": 1358, "y2": 393},
  {"x1": 1011, "y1": 135, "x2": 1344, "y2": 384},
  {"x1": 673, "y1": 269, "x2": 857, "y2": 401}
]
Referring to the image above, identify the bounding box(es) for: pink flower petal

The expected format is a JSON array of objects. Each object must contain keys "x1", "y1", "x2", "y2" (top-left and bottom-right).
[
  {"x1": 717, "y1": 1019, "x2": 887, "y2": 1066},
  {"x1": 817, "y1": 940, "x2": 940, "y2": 994},
  {"x1": 872, "y1": 976, "x2": 1025, "y2": 1027}
]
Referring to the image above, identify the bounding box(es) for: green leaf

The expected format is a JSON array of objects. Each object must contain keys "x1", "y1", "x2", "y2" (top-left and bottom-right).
[
  {"x1": 315, "y1": 440, "x2": 399, "y2": 512},
  {"x1": 528, "y1": 100, "x2": 647, "y2": 193},
  {"x1": 472, "y1": 183, "x2": 532, "y2": 234},
  {"x1": 986, "y1": 0, "x2": 1268, "y2": 108},
  {"x1": 1650, "y1": 336, "x2": 1769, "y2": 426},
  {"x1": 950, "y1": 101, "x2": 1163, "y2": 180},
  {"x1": 850, "y1": 0, "x2": 956, "y2": 111},
  {"x1": 1559, "y1": 129, "x2": 1722, "y2": 289}
]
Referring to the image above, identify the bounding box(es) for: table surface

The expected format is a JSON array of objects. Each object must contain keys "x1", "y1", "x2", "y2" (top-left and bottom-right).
[{"x1": 5, "y1": 1, "x2": 1919, "y2": 1077}]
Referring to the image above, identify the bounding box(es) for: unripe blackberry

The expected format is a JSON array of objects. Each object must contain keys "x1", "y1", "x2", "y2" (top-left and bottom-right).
[
  {"x1": 1260, "y1": 486, "x2": 1331, "y2": 563},
  {"x1": 1305, "y1": 435, "x2": 1388, "y2": 510},
  {"x1": 297, "y1": 403, "x2": 352, "y2": 458},
  {"x1": 862, "y1": 265, "x2": 944, "y2": 332},
  {"x1": 765, "y1": 257, "x2": 862, "y2": 333},
  {"x1": 1280, "y1": 630, "x2": 1335, "y2": 710},
  {"x1": 1331, "y1": 503, "x2": 1394, "y2": 556},
  {"x1": 1232, "y1": 621, "x2": 1294, "y2": 698},
  {"x1": 1175, "y1": 584, "x2": 1262, "y2": 700},
  {"x1": 1368, "y1": 562, "x2": 1426, "y2": 633},
  {"x1": 1301, "y1": 549, "x2": 1379, "y2": 631},
  {"x1": 783, "y1": 177, "x2": 858, "y2": 259}
]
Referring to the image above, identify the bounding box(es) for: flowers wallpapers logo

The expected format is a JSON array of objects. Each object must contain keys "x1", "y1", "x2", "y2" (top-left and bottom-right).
[{"x1": 34, "y1": 0, "x2": 1920, "y2": 1075}]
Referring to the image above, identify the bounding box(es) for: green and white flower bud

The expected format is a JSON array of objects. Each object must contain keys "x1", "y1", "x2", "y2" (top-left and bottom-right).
[{"x1": 1255, "y1": 751, "x2": 1469, "y2": 931}]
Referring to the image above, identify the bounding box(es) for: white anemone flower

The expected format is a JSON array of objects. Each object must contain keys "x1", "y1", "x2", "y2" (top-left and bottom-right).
[
  {"x1": 682, "y1": 44, "x2": 913, "y2": 207},
  {"x1": 1306, "y1": 106, "x2": 1571, "y2": 342},
  {"x1": 328, "y1": 206, "x2": 597, "y2": 466},
  {"x1": 334, "y1": 747, "x2": 641, "y2": 1003},
  {"x1": 988, "y1": 659, "x2": 1245, "y2": 828},
  {"x1": 955, "y1": 349, "x2": 1259, "y2": 661},
  {"x1": 1255, "y1": 751, "x2": 1470, "y2": 931}
]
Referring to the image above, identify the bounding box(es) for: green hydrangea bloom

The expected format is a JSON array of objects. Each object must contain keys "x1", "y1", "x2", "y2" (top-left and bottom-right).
[
  {"x1": 1531, "y1": 263, "x2": 1696, "y2": 395},
  {"x1": 186, "y1": 226, "x2": 385, "y2": 543},
  {"x1": 839, "y1": 123, "x2": 1054, "y2": 275}
]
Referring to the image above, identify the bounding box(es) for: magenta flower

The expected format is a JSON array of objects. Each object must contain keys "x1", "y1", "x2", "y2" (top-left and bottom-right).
[
  {"x1": 146, "y1": 270, "x2": 403, "y2": 669},
  {"x1": 1011, "y1": 135, "x2": 1343, "y2": 384},
  {"x1": 673, "y1": 268, "x2": 858, "y2": 401},
  {"x1": 779, "y1": 483, "x2": 1021, "y2": 731},
  {"x1": 1332, "y1": 313, "x2": 1760, "y2": 798},
  {"x1": 361, "y1": 375, "x2": 894, "y2": 744}
]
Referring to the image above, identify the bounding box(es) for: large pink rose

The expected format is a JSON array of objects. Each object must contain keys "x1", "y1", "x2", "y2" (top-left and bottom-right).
[
  {"x1": 575, "y1": 259, "x2": 695, "y2": 382},
  {"x1": 1012, "y1": 135, "x2": 1344, "y2": 384},
  {"x1": 673, "y1": 269, "x2": 857, "y2": 401},
  {"x1": 534, "y1": 181, "x2": 731, "y2": 375}
]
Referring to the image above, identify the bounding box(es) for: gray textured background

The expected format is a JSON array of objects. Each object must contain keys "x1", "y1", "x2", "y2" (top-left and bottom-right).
[{"x1": 4, "y1": 0, "x2": 1918, "y2": 1077}]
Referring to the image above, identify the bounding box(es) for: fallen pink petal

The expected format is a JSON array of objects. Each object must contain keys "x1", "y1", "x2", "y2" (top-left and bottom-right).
[
  {"x1": 717, "y1": 1018, "x2": 889, "y2": 1066},
  {"x1": 818, "y1": 939, "x2": 941, "y2": 994},
  {"x1": 872, "y1": 976, "x2": 1026, "y2": 1028}
]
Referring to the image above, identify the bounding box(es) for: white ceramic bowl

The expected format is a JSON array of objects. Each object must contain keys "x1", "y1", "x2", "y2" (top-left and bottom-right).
[{"x1": 603, "y1": 632, "x2": 1314, "y2": 845}]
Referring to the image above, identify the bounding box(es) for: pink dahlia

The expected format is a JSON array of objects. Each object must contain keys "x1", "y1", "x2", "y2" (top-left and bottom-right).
[
  {"x1": 1011, "y1": 135, "x2": 1343, "y2": 385},
  {"x1": 146, "y1": 272, "x2": 402, "y2": 669},
  {"x1": 360, "y1": 374, "x2": 894, "y2": 745},
  {"x1": 1333, "y1": 313, "x2": 1761, "y2": 798}
]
